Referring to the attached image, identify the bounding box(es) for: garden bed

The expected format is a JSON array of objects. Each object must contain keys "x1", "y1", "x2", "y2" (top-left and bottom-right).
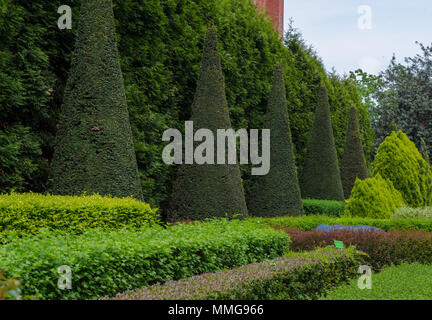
[
  {"x1": 107, "y1": 248, "x2": 364, "y2": 300},
  {"x1": 0, "y1": 219, "x2": 290, "y2": 300}
]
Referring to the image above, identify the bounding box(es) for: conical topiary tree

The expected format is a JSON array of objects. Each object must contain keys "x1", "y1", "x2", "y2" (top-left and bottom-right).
[
  {"x1": 340, "y1": 106, "x2": 368, "y2": 198},
  {"x1": 300, "y1": 84, "x2": 344, "y2": 201},
  {"x1": 374, "y1": 130, "x2": 432, "y2": 207},
  {"x1": 248, "y1": 63, "x2": 303, "y2": 217},
  {"x1": 168, "y1": 27, "x2": 248, "y2": 221},
  {"x1": 50, "y1": 0, "x2": 143, "y2": 200}
]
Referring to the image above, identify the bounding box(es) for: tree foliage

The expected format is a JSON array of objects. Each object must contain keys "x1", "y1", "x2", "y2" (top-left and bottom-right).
[{"x1": 357, "y1": 43, "x2": 432, "y2": 160}]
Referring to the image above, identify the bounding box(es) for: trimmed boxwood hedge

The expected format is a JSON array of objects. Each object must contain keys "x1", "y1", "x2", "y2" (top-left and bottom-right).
[
  {"x1": 0, "y1": 219, "x2": 290, "y2": 300},
  {"x1": 0, "y1": 193, "x2": 159, "y2": 241},
  {"x1": 108, "y1": 247, "x2": 364, "y2": 300},
  {"x1": 302, "y1": 199, "x2": 346, "y2": 217},
  {"x1": 259, "y1": 215, "x2": 432, "y2": 232}
]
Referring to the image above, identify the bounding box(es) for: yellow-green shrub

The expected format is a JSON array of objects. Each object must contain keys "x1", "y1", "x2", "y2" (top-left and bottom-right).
[
  {"x1": 373, "y1": 131, "x2": 432, "y2": 207},
  {"x1": 344, "y1": 175, "x2": 405, "y2": 219},
  {"x1": 0, "y1": 193, "x2": 159, "y2": 238}
]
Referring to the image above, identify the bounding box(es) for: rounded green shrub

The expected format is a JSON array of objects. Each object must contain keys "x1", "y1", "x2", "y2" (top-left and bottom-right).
[
  {"x1": 373, "y1": 131, "x2": 432, "y2": 208},
  {"x1": 344, "y1": 174, "x2": 405, "y2": 219},
  {"x1": 0, "y1": 193, "x2": 159, "y2": 239}
]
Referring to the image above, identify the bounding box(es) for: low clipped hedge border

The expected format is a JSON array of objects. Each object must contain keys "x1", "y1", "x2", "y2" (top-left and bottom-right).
[
  {"x1": 0, "y1": 193, "x2": 159, "y2": 240},
  {"x1": 302, "y1": 199, "x2": 345, "y2": 217},
  {"x1": 108, "y1": 248, "x2": 364, "y2": 300},
  {"x1": 0, "y1": 219, "x2": 290, "y2": 300},
  {"x1": 259, "y1": 215, "x2": 432, "y2": 232},
  {"x1": 281, "y1": 227, "x2": 432, "y2": 271}
]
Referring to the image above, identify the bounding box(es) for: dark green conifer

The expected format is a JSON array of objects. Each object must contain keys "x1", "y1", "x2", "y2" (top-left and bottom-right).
[
  {"x1": 168, "y1": 27, "x2": 248, "y2": 221},
  {"x1": 340, "y1": 106, "x2": 368, "y2": 198},
  {"x1": 248, "y1": 63, "x2": 303, "y2": 217},
  {"x1": 50, "y1": 0, "x2": 143, "y2": 200},
  {"x1": 300, "y1": 84, "x2": 344, "y2": 200},
  {"x1": 341, "y1": 106, "x2": 367, "y2": 199}
]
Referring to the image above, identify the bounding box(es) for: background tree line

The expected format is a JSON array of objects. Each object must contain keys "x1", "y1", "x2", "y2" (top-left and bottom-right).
[{"x1": 351, "y1": 43, "x2": 432, "y2": 162}]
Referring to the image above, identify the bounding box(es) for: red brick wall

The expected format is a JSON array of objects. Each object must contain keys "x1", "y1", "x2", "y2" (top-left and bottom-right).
[{"x1": 253, "y1": 0, "x2": 284, "y2": 37}]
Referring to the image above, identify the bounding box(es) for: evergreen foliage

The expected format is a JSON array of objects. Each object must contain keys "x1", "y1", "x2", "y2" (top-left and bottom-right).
[
  {"x1": 373, "y1": 131, "x2": 432, "y2": 208},
  {"x1": 168, "y1": 27, "x2": 248, "y2": 221},
  {"x1": 340, "y1": 106, "x2": 368, "y2": 198},
  {"x1": 248, "y1": 63, "x2": 303, "y2": 217},
  {"x1": 49, "y1": 0, "x2": 143, "y2": 200},
  {"x1": 372, "y1": 44, "x2": 432, "y2": 157},
  {"x1": 344, "y1": 174, "x2": 405, "y2": 219},
  {"x1": 0, "y1": 0, "x2": 373, "y2": 207},
  {"x1": 300, "y1": 84, "x2": 344, "y2": 201}
]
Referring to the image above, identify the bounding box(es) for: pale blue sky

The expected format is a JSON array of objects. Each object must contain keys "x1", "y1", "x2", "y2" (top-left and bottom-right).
[{"x1": 283, "y1": 0, "x2": 432, "y2": 75}]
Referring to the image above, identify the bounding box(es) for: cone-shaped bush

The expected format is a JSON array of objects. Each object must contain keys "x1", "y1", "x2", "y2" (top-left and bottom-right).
[
  {"x1": 300, "y1": 84, "x2": 344, "y2": 201},
  {"x1": 49, "y1": 0, "x2": 143, "y2": 200},
  {"x1": 248, "y1": 64, "x2": 303, "y2": 217},
  {"x1": 168, "y1": 27, "x2": 248, "y2": 221},
  {"x1": 373, "y1": 131, "x2": 432, "y2": 207},
  {"x1": 340, "y1": 106, "x2": 368, "y2": 198},
  {"x1": 344, "y1": 174, "x2": 405, "y2": 219}
]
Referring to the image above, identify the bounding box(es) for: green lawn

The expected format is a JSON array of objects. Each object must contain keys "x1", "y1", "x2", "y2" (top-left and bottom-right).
[{"x1": 322, "y1": 263, "x2": 432, "y2": 300}]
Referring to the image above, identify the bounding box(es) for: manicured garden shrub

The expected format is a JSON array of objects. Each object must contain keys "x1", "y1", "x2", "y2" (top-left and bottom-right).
[
  {"x1": 248, "y1": 63, "x2": 303, "y2": 217},
  {"x1": 394, "y1": 207, "x2": 432, "y2": 219},
  {"x1": 300, "y1": 84, "x2": 344, "y2": 201},
  {"x1": 344, "y1": 174, "x2": 405, "y2": 219},
  {"x1": 0, "y1": 219, "x2": 290, "y2": 299},
  {"x1": 302, "y1": 199, "x2": 345, "y2": 217},
  {"x1": 168, "y1": 27, "x2": 248, "y2": 221},
  {"x1": 0, "y1": 193, "x2": 159, "y2": 241},
  {"x1": 340, "y1": 106, "x2": 368, "y2": 198},
  {"x1": 373, "y1": 130, "x2": 432, "y2": 208},
  {"x1": 49, "y1": 0, "x2": 143, "y2": 200},
  {"x1": 260, "y1": 215, "x2": 432, "y2": 232},
  {"x1": 108, "y1": 247, "x2": 363, "y2": 300},
  {"x1": 282, "y1": 227, "x2": 432, "y2": 271}
]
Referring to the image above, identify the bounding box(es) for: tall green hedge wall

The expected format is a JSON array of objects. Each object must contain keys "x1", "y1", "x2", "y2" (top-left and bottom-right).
[{"x1": 0, "y1": 0, "x2": 373, "y2": 208}]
